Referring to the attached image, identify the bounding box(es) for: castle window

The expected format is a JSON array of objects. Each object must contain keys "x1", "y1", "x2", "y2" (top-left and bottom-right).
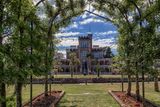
[
  {"x1": 80, "y1": 40, "x2": 89, "y2": 48},
  {"x1": 80, "y1": 51, "x2": 88, "y2": 59}
]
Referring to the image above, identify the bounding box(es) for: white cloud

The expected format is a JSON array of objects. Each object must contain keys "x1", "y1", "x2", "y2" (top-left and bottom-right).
[
  {"x1": 110, "y1": 44, "x2": 117, "y2": 50},
  {"x1": 85, "y1": 4, "x2": 94, "y2": 12},
  {"x1": 81, "y1": 5, "x2": 103, "y2": 19},
  {"x1": 58, "y1": 37, "x2": 79, "y2": 47},
  {"x1": 96, "y1": 31, "x2": 118, "y2": 35},
  {"x1": 79, "y1": 4, "x2": 106, "y2": 25},
  {"x1": 81, "y1": 12, "x2": 88, "y2": 19},
  {"x1": 80, "y1": 18, "x2": 104, "y2": 25},
  {"x1": 90, "y1": 10, "x2": 106, "y2": 18},
  {"x1": 57, "y1": 37, "x2": 79, "y2": 57},
  {"x1": 93, "y1": 38, "x2": 117, "y2": 49},
  {"x1": 70, "y1": 22, "x2": 78, "y2": 29},
  {"x1": 33, "y1": 0, "x2": 39, "y2": 5},
  {"x1": 59, "y1": 22, "x2": 79, "y2": 32},
  {"x1": 39, "y1": 14, "x2": 46, "y2": 19},
  {"x1": 55, "y1": 32, "x2": 81, "y2": 37},
  {"x1": 82, "y1": 3, "x2": 107, "y2": 19},
  {"x1": 128, "y1": 15, "x2": 133, "y2": 22}
]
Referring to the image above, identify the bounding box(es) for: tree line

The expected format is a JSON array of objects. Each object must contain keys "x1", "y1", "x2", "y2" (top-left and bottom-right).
[
  {"x1": 0, "y1": 0, "x2": 85, "y2": 107},
  {"x1": 93, "y1": 0, "x2": 160, "y2": 105}
]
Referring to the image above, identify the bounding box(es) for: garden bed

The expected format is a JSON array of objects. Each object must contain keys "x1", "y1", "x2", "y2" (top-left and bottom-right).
[
  {"x1": 109, "y1": 91, "x2": 159, "y2": 107},
  {"x1": 23, "y1": 91, "x2": 64, "y2": 107},
  {"x1": 109, "y1": 91, "x2": 143, "y2": 107}
]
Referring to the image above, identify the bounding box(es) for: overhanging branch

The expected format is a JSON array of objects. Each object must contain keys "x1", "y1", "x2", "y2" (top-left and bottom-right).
[
  {"x1": 36, "y1": 0, "x2": 46, "y2": 7},
  {"x1": 84, "y1": 10, "x2": 112, "y2": 22}
]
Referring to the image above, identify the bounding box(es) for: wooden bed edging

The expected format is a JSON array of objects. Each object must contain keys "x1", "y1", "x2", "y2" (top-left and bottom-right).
[
  {"x1": 23, "y1": 92, "x2": 44, "y2": 107},
  {"x1": 50, "y1": 91, "x2": 65, "y2": 107},
  {"x1": 23, "y1": 91, "x2": 65, "y2": 107},
  {"x1": 108, "y1": 90, "x2": 127, "y2": 107},
  {"x1": 108, "y1": 90, "x2": 160, "y2": 107}
]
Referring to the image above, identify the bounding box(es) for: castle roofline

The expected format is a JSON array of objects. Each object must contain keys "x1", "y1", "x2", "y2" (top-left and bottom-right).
[{"x1": 78, "y1": 34, "x2": 92, "y2": 40}]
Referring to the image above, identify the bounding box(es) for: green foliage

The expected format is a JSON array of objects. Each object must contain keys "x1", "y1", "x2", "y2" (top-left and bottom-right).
[
  {"x1": 0, "y1": 0, "x2": 85, "y2": 106},
  {"x1": 104, "y1": 47, "x2": 113, "y2": 58},
  {"x1": 93, "y1": 0, "x2": 160, "y2": 95},
  {"x1": 93, "y1": 0, "x2": 160, "y2": 76}
]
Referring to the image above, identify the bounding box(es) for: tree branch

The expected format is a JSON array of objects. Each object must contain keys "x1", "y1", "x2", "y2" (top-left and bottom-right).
[
  {"x1": 35, "y1": 0, "x2": 46, "y2": 7},
  {"x1": 84, "y1": 10, "x2": 113, "y2": 22}
]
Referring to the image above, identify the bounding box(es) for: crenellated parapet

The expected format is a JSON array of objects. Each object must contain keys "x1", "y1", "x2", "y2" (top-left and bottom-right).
[{"x1": 78, "y1": 34, "x2": 92, "y2": 40}]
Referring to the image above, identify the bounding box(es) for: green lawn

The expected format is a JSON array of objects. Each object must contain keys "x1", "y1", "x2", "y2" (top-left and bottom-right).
[
  {"x1": 56, "y1": 84, "x2": 119, "y2": 107},
  {"x1": 6, "y1": 82, "x2": 160, "y2": 107}
]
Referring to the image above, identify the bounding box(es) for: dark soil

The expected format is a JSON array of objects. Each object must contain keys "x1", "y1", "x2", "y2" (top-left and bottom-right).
[
  {"x1": 23, "y1": 91, "x2": 62, "y2": 107},
  {"x1": 113, "y1": 91, "x2": 143, "y2": 107}
]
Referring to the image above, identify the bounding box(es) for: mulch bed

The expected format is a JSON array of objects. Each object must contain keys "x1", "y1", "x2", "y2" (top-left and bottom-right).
[
  {"x1": 109, "y1": 91, "x2": 143, "y2": 107},
  {"x1": 23, "y1": 91, "x2": 64, "y2": 107}
]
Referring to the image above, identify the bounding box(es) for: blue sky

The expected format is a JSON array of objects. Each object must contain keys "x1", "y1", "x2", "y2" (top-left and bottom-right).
[
  {"x1": 56, "y1": 6, "x2": 118, "y2": 57},
  {"x1": 32, "y1": 0, "x2": 118, "y2": 57}
]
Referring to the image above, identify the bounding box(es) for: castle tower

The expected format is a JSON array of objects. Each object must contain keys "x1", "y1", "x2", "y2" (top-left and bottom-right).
[{"x1": 78, "y1": 34, "x2": 92, "y2": 74}]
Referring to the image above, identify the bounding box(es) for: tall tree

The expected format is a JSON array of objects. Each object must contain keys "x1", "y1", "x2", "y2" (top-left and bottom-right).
[
  {"x1": 92, "y1": 1, "x2": 156, "y2": 101},
  {"x1": 7, "y1": 0, "x2": 48, "y2": 106},
  {"x1": 104, "y1": 47, "x2": 113, "y2": 58},
  {"x1": 0, "y1": 1, "x2": 18, "y2": 106},
  {"x1": 93, "y1": 0, "x2": 135, "y2": 96},
  {"x1": 0, "y1": 0, "x2": 6, "y2": 106},
  {"x1": 68, "y1": 52, "x2": 78, "y2": 78},
  {"x1": 41, "y1": 0, "x2": 85, "y2": 96}
]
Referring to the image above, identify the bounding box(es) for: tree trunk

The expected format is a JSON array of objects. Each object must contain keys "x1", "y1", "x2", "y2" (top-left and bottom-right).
[
  {"x1": 16, "y1": 82, "x2": 23, "y2": 107},
  {"x1": 147, "y1": 75, "x2": 150, "y2": 84},
  {"x1": 0, "y1": 83, "x2": 6, "y2": 107},
  {"x1": 127, "y1": 74, "x2": 132, "y2": 96},
  {"x1": 142, "y1": 71, "x2": 145, "y2": 106},
  {"x1": 70, "y1": 66, "x2": 73, "y2": 78},
  {"x1": 44, "y1": 74, "x2": 48, "y2": 96},
  {"x1": 17, "y1": 0, "x2": 23, "y2": 105},
  {"x1": 135, "y1": 71, "x2": 140, "y2": 101},
  {"x1": 135, "y1": 61, "x2": 140, "y2": 101},
  {"x1": 121, "y1": 73, "x2": 124, "y2": 92},
  {"x1": 49, "y1": 74, "x2": 52, "y2": 95},
  {"x1": 154, "y1": 76, "x2": 159, "y2": 92},
  {"x1": 71, "y1": 71, "x2": 73, "y2": 78},
  {"x1": 30, "y1": 21, "x2": 33, "y2": 107},
  {"x1": 30, "y1": 75, "x2": 33, "y2": 107},
  {"x1": 0, "y1": 2, "x2": 6, "y2": 107},
  {"x1": 97, "y1": 71, "x2": 100, "y2": 78},
  {"x1": 0, "y1": 41, "x2": 6, "y2": 107}
]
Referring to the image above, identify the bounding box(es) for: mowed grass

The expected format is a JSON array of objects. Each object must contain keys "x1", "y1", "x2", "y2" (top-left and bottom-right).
[
  {"x1": 56, "y1": 84, "x2": 119, "y2": 107},
  {"x1": 6, "y1": 82, "x2": 160, "y2": 107}
]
